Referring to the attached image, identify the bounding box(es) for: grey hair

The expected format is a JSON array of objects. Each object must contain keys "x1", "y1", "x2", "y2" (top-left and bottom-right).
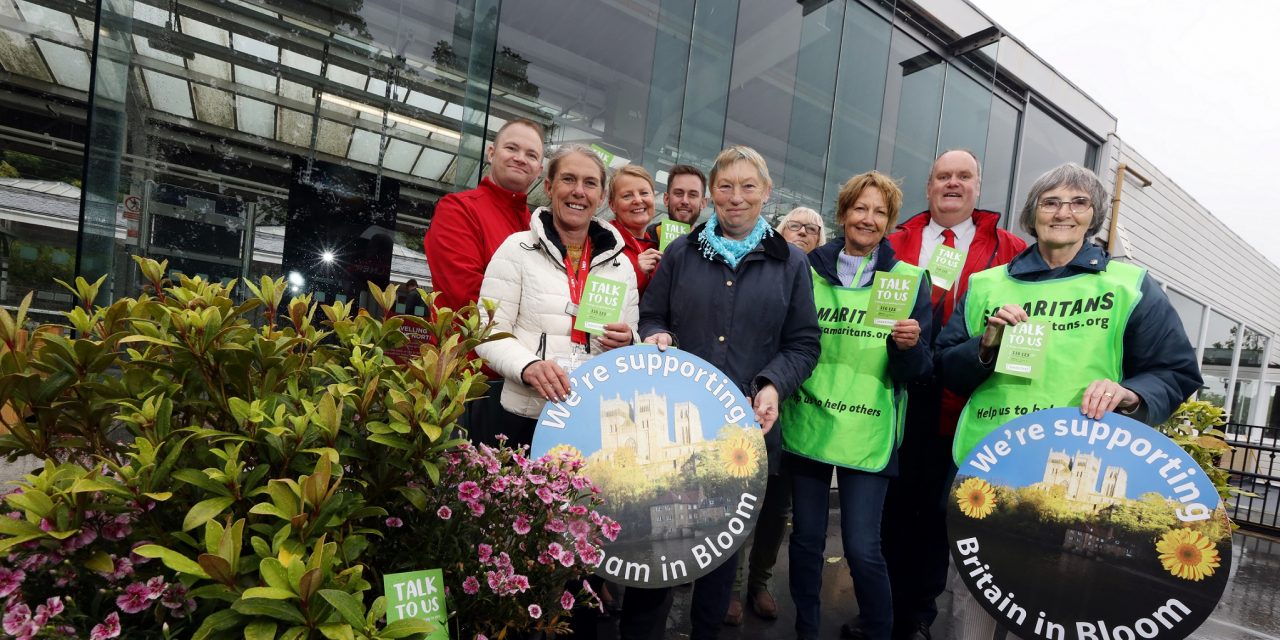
[
  {"x1": 775, "y1": 206, "x2": 828, "y2": 246},
  {"x1": 1018, "y1": 163, "x2": 1109, "y2": 239},
  {"x1": 545, "y1": 144, "x2": 608, "y2": 189}
]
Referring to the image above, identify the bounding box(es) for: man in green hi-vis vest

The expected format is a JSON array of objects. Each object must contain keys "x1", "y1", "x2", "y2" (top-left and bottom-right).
[
  {"x1": 785, "y1": 172, "x2": 934, "y2": 640},
  {"x1": 936, "y1": 162, "x2": 1201, "y2": 640}
]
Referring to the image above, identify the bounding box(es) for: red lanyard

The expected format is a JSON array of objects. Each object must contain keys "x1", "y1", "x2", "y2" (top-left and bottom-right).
[{"x1": 565, "y1": 238, "x2": 592, "y2": 345}]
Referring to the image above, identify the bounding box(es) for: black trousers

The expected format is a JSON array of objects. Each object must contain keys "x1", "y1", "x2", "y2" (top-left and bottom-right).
[{"x1": 619, "y1": 552, "x2": 739, "y2": 640}]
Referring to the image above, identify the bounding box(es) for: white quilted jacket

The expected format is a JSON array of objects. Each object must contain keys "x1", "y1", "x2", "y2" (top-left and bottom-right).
[{"x1": 476, "y1": 208, "x2": 640, "y2": 417}]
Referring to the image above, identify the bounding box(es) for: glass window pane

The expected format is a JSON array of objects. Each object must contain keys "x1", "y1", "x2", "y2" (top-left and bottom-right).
[
  {"x1": 1011, "y1": 103, "x2": 1094, "y2": 237},
  {"x1": 885, "y1": 32, "x2": 945, "y2": 219},
  {"x1": 821, "y1": 1, "x2": 893, "y2": 218},
  {"x1": 978, "y1": 97, "x2": 1018, "y2": 217},
  {"x1": 1165, "y1": 288, "x2": 1204, "y2": 350},
  {"x1": 1199, "y1": 310, "x2": 1238, "y2": 409},
  {"x1": 723, "y1": 2, "x2": 802, "y2": 203},
  {"x1": 780, "y1": 1, "x2": 846, "y2": 211},
  {"x1": 675, "y1": 0, "x2": 739, "y2": 167},
  {"x1": 1233, "y1": 327, "x2": 1268, "y2": 423},
  {"x1": 494, "y1": 0, "x2": 660, "y2": 165},
  {"x1": 70, "y1": 0, "x2": 486, "y2": 311}
]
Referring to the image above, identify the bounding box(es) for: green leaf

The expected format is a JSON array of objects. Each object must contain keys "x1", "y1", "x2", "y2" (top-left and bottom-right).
[
  {"x1": 244, "y1": 620, "x2": 278, "y2": 640},
  {"x1": 84, "y1": 551, "x2": 115, "y2": 574},
  {"x1": 232, "y1": 598, "x2": 308, "y2": 625},
  {"x1": 184, "y1": 496, "x2": 235, "y2": 531},
  {"x1": 0, "y1": 517, "x2": 41, "y2": 537},
  {"x1": 0, "y1": 534, "x2": 41, "y2": 553},
  {"x1": 318, "y1": 623, "x2": 356, "y2": 640},
  {"x1": 191, "y1": 609, "x2": 244, "y2": 640},
  {"x1": 133, "y1": 544, "x2": 211, "y2": 578},
  {"x1": 259, "y1": 559, "x2": 292, "y2": 592},
  {"x1": 5, "y1": 489, "x2": 54, "y2": 517},
  {"x1": 319, "y1": 589, "x2": 366, "y2": 628},
  {"x1": 243, "y1": 586, "x2": 299, "y2": 601},
  {"x1": 172, "y1": 468, "x2": 232, "y2": 496},
  {"x1": 380, "y1": 619, "x2": 436, "y2": 639}
]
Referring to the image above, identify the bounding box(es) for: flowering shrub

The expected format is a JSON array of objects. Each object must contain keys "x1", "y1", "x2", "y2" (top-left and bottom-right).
[
  {"x1": 0, "y1": 258, "x2": 606, "y2": 639},
  {"x1": 371, "y1": 440, "x2": 617, "y2": 637}
]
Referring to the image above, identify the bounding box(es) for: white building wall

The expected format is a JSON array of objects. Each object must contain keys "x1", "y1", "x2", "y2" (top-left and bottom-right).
[{"x1": 1102, "y1": 137, "x2": 1280, "y2": 338}]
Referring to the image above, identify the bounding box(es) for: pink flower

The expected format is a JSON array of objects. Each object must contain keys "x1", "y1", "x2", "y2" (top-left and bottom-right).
[
  {"x1": 468, "y1": 501, "x2": 485, "y2": 517},
  {"x1": 436, "y1": 506, "x2": 452, "y2": 520},
  {"x1": 547, "y1": 542, "x2": 564, "y2": 558},
  {"x1": 117, "y1": 581, "x2": 154, "y2": 614},
  {"x1": 602, "y1": 520, "x2": 621, "y2": 541},
  {"x1": 513, "y1": 515, "x2": 531, "y2": 535},
  {"x1": 568, "y1": 505, "x2": 588, "y2": 516},
  {"x1": 145, "y1": 576, "x2": 166, "y2": 599},
  {"x1": 32, "y1": 596, "x2": 63, "y2": 626},
  {"x1": 571, "y1": 476, "x2": 589, "y2": 490},
  {"x1": 535, "y1": 487, "x2": 555, "y2": 504},
  {"x1": 3, "y1": 603, "x2": 33, "y2": 636},
  {"x1": 90, "y1": 612, "x2": 121, "y2": 640},
  {"x1": 558, "y1": 549, "x2": 576, "y2": 568},
  {"x1": 462, "y1": 576, "x2": 480, "y2": 594},
  {"x1": 0, "y1": 567, "x2": 25, "y2": 598},
  {"x1": 458, "y1": 481, "x2": 482, "y2": 502},
  {"x1": 545, "y1": 519, "x2": 567, "y2": 534},
  {"x1": 102, "y1": 515, "x2": 132, "y2": 541},
  {"x1": 528, "y1": 604, "x2": 542, "y2": 619},
  {"x1": 485, "y1": 570, "x2": 503, "y2": 592},
  {"x1": 476, "y1": 635, "x2": 488, "y2": 640},
  {"x1": 160, "y1": 583, "x2": 196, "y2": 618},
  {"x1": 568, "y1": 519, "x2": 591, "y2": 540},
  {"x1": 385, "y1": 517, "x2": 403, "y2": 528},
  {"x1": 528, "y1": 474, "x2": 546, "y2": 485},
  {"x1": 561, "y1": 591, "x2": 575, "y2": 610},
  {"x1": 477, "y1": 544, "x2": 493, "y2": 563},
  {"x1": 495, "y1": 552, "x2": 512, "y2": 570},
  {"x1": 582, "y1": 579, "x2": 605, "y2": 612}
]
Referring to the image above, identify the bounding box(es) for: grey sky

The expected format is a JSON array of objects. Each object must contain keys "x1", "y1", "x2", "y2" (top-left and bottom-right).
[{"x1": 971, "y1": 0, "x2": 1280, "y2": 267}]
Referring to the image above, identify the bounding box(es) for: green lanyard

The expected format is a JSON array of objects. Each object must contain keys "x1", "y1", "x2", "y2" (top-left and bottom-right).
[{"x1": 852, "y1": 256, "x2": 870, "y2": 288}]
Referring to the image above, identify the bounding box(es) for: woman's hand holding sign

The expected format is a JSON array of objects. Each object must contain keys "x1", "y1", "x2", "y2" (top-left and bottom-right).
[
  {"x1": 752, "y1": 383, "x2": 780, "y2": 435},
  {"x1": 643, "y1": 332, "x2": 674, "y2": 351},
  {"x1": 523, "y1": 360, "x2": 571, "y2": 402},
  {"x1": 979, "y1": 303, "x2": 1029, "y2": 363},
  {"x1": 1081, "y1": 378, "x2": 1141, "y2": 420}
]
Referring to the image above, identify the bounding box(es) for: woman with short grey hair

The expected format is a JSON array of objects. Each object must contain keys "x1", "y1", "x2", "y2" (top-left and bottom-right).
[
  {"x1": 935, "y1": 161, "x2": 1202, "y2": 639},
  {"x1": 775, "y1": 206, "x2": 827, "y2": 253},
  {"x1": 1015, "y1": 162, "x2": 1110, "y2": 240}
]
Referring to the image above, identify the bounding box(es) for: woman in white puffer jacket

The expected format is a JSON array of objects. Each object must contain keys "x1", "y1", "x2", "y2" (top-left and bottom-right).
[{"x1": 475, "y1": 144, "x2": 640, "y2": 447}]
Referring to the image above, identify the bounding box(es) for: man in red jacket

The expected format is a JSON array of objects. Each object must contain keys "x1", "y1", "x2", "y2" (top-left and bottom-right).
[
  {"x1": 872, "y1": 150, "x2": 1026, "y2": 640},
  {"x1": 424, "y1": 118, "x2": 545, "y2": 444}
]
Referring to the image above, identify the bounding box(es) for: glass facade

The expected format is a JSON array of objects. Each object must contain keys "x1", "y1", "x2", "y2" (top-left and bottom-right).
[{"x1": 1, "y1": 0, "x2": 1275, "y2": 420}]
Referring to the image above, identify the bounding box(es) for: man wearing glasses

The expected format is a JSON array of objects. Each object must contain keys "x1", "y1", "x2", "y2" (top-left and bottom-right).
[{"x1": 873, "y1": 150, "x2": 1026, "y2": 640}]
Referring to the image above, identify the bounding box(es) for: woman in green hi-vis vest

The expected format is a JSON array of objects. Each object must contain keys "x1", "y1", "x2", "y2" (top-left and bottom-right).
[
  {"x1": 785, "y1": 171, "x2": 934, "y2": 640},
  {"x1": 935, "y1": 162, "x2": 1201, "y2": 640}
]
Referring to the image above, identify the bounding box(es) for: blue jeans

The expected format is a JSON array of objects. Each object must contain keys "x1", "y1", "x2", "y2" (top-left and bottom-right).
[{"x1": 788, "y1": 452, "x2": 892, "y2": 640}]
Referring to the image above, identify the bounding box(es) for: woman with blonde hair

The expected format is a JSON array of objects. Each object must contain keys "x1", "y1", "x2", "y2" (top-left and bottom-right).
[{"x1": 785, "y1": 171, "x2": 933, "y2": 640}]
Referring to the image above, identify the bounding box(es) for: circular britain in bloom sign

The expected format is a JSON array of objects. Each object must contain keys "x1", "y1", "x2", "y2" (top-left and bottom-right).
[
  {"x1": 948, "y1": 408, "x2": 1230, "y2": 640},
  {"x1": 530, "y1": 345, "x2": 768, "y2": 588}
]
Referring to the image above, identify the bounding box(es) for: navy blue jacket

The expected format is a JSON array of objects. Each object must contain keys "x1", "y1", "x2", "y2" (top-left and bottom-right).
[
  {"x1": 936, "y1": 243, "x2": 1202, "y2": 425},
  {"x1": 640, "y1": 224, "x2": 821, "y2": 473},
  {"x1": 808, "y1": 238, "x2": 934, "y2": 476}
]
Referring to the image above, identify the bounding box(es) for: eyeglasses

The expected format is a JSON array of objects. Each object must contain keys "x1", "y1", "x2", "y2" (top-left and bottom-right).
[
  {"x1": 1038, "y1": 197, "x2": 1093, "y2": 213},
  {"x1": 785, "y1": 221, "x2": 822, "y2": 235}
]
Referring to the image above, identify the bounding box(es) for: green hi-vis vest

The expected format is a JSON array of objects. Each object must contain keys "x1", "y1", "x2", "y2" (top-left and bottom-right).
[
  {"x1": 952, "y1": 260, "x2": 1147, "y2": 464},
  {"x1": 782, "y1": 261, "x2": 921, "y2": 471}
]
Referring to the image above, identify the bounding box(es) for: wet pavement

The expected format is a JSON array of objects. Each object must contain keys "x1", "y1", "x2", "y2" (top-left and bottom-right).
[{"x1": 594, "y1": 511, "x2": 1280, "y2": 640}]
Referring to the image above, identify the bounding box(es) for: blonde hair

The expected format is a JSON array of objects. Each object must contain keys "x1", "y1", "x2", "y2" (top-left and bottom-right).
[
  {"x1": 835, "y1": 171, "x2": 903, "y2": 231},
  {"x1": 608, "y1": 164, "x2": 655, "y2": 203},
  {"x1": 776, "y1": 206, "x2": 828, "y2": 246},
  {"x1": 708, "y1": 145, "x2": 772, "y2": 190}
]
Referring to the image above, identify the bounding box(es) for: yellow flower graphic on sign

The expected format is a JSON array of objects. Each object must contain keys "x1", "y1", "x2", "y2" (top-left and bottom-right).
[
  {"x1": 1156, "y1": 528, "x2": 1220, "y2": 581},
  {"x1": 719, "y1": 435, "x2": 757, "y2": 478},
  {"x1": 955, "y1": 477, "x2": 996, "y2": 519}
]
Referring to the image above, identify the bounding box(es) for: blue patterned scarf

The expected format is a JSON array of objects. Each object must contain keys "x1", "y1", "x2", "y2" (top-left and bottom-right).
[{"x1": 699, "y1": 215, "x2": 773, "y2": 268}]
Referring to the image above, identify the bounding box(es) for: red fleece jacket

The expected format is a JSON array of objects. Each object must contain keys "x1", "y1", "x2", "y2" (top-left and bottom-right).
[{"x1": 424, "y1": 177, "x2": 532, "y2": 313}]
